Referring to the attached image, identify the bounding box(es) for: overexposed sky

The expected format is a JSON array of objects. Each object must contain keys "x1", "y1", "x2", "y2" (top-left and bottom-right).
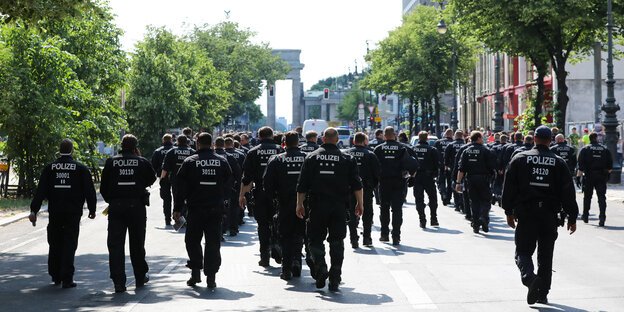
[{"x1": 107, "y1": 0, "x2": 402, "y2": 124}]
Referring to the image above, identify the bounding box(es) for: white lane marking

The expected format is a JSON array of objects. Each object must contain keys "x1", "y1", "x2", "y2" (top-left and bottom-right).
[
  {"x1": 119, "y1": 259, "x2": 182, "y2": 312},
  {"x1": 1, "y1": 237, "x2": 39, "y2": 253},
  {"x1": 390, "y1": 270, "x2": 437, "y2": 310},
  {"x1": 597, "y1": 236, "x2": 624, "y2": 249}
]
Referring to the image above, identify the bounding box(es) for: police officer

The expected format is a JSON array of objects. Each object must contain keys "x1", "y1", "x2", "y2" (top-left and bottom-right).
[
  {"x1": 550, "y1": 134, "x2": 577, "y2": 176},
  {"x1": 240, "y1": 134, "x2": 252, "y2": 153},
  {"x1": 225, "y1": 137, "x2": 246, "y2": 230},
  {"x1": 502, "y1": 126, "x2": 578, "y2": 305},
  {"x1": 239, "y1": 126, "x2": 284, "y2": 266},
  {"x1": 174, "y1": 133, "x2": 232, "y2": 288},
  {"x1": 263, "y1": 131, "x2": 307, "y2": 280},
  {"x1": 456, "y1": 131, "x2": 496, "y2": 233},
  {"x1": 215, "y1": 137, "x2": 242, "y2": 237},
  {"x1": 444, "y1": 130, "x2": 465, "y2": 210},
  {"x1": 346, "y1": 132, "x2": 381, "y2": 247},
  {"x1": 369, "y1": 129, "x2": 385, "y2": 148},
  {"x1": 502, "y1": 132, "x2": 525, "y2": 169},
  {"x1": 491, "y1": 134, "x2": 508, "y2": 206},
  {"x1": 434, "y1": 129, "x2": 454, "y2": 205},
  {"x1": 577, "y1": 132, "x2": 612, "y2": 226},
  {"x1": 374, "y1": 127, "x2": 418, "y2": 245},
  {"x1": 295, "y1": 126, "x2": 306, "y2": 146},
  {"x1": 300, "y1": 131, "x2": 320, "y2": 153},
  {"x1": 29, "y1": 139, "x2": 97, "y2": 288},
  {"x1": 162, "y1": 135, "x2": 195, "y2": 228},
  {"x1": 182, "y1": 127, "x2": 196, "y2": 150},
  {"x1": 412, "y1": 131, "x2": 440, "y2": 228},
  {"x1": 296, "y1": 127, "x2": 363, "y2": 291},
  {"x1": 451, "y1": 134, "x2": 473, "y2": 219},
  {"x1": 511, "y1": 135, "x2": 535, "y2": 158},
  {"x1": 151, "y1": 134, "x2": 174, "y2": 226},
  {"x1": 101, "y1": 134, "x2": 156, "y2": 293}
]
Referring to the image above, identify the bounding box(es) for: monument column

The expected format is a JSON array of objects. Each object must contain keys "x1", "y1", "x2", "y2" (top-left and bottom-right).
[
  {"x1": 292, "y1": 77, "x2": 302, "y2": 126},
  {"x1": 267, "y1": 85, "x2": 276, "y2": 129}
]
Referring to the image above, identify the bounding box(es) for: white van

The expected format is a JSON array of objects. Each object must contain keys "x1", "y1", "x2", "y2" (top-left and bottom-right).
[{"x1": 302, "y1": 119, "x2": 329, "y2": 139}]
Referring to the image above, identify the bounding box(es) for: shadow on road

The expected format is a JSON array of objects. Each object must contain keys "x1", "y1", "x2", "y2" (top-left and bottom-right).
[
  {"x1": 316, "y1": 286, "x2": 393, "y2": 305},
  {"x1": 392, "y1": 244, "x2": 445, "y2": 255},
  {"x1": 423, "y1": 226, "x2": 463, "y2": 235},
  {"x1": 0, "y1": 252, "x2": 184, "y2": 312},
  {"x1": 530, "y1": 302, "x2": 590, "y2": 312}
]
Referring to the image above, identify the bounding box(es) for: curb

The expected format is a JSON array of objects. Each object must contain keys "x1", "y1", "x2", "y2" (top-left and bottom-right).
[{"x1": 0, "y1": 206, "x2": 47, "y2": 227}]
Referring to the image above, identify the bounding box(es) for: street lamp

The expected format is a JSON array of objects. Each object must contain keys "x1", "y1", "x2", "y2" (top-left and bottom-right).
[
  {"x1": 437, "y1": 19, "x2": 447, "y2": 34},
  {"x1": 602, "y1": 0, "x2": 621, "y2": 183}
]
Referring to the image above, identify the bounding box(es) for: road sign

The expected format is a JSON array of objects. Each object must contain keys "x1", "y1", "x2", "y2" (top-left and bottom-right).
[
  {"x1": 358, "y1": 109, "x2": 365, "y2": 120},
  {"x1": 402, "y1": 106, "x2": 408, "y2": 114},
  {"x1": 358, "y1": 103, "x2": 365, "y2": 109},
  {"x1": 375, "y1": 107, "x2": 379, "y2": 115},
  {"x1": 374, "y1": 117, "x2": 382, "y2": 122},
  {"x1": 368, "y1": 106, "x2": 375, "y2": 114}
]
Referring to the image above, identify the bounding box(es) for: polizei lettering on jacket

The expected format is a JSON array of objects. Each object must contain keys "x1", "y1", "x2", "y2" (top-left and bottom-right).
[
  {"x1": 196, "y1": 159, "x2": 221, "y2": 167},
  {"x1": 382, "y1": 145, "x2": 399, "y2": 150},
  {"x1": 284, "y1": 156, "x2": 305, "y2": 163},
  {"x1": 526, "y1": 155, "x2": 556, "y2": 166},
  {"x1": 413, "y1": 148, "x2": 428, "y2": 153},
  {"x1": 316, "y1": 154, "x2": 340, "y2": 162},
  {"x1": 113, "y1": 159, "x2": 139, "y2": 167},
  {"x1": 257, "y1": 149, "x2": 278, "y2": 155},
  {"x1": 51, "y1": 163, "x2": 77, "y2": 171}
]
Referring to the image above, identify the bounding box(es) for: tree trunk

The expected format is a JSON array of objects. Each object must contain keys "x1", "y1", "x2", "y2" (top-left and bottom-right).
[
  {"x1": 434, "y1": 93, "x2": 441, "y2": 136},
  {"x1": 408, "y1": 97, "x2": 415, "y2": 138},
  {"x1": 554, "y1": 55, "x2": 568, "y2": 131},
  {"x1": 533, "y1": 59, "x2": 548, "y2": 128}
]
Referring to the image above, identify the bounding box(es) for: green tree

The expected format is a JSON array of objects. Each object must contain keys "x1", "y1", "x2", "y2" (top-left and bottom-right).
[
  {"x1": 191, "y1": 22, "x2": 289, "y2": 120},
  {"x1": 126, "y1": 27, "x2": 232, "y2": 154},
  {"x1": 0, "y1": 24, "x2": 93, "y2": 195},
  {"x1": 0, "y1": 0, "x2": 97, "y2": 24}
]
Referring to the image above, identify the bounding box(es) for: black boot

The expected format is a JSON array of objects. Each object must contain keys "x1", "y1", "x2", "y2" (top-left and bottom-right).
[
  {"x1": 280, "y1": 267, "x2": 292, "y2": 281},
  {"x1": 62, "y1": 280, "x2": 77, "y2": 288},
  {"x1": 187, "y1": 269, "x2": 201, "y2": 286},
  {"x1": 527, "y1": 276, "x2": 542, "y2": 305},
  {"x1": 292, "y1": 261, "x2": 302, "y2": 277},
  {"x1": 271, "y1": 244, "x2": 282, "y2": 265},
  {"x1": 350, "y1": 237, "x2": 359, "y2": 249},
  {"x1": 379, "y1": 233, "x2": 389, "y2": 242},
  {"x1": 363, "y1": 236, "x2": 372, "y2": 246},
  {"x1": 431, "y1": 217, "x2": 439, "y2": 227},
  {"x1": 206, "y1": 272, "x2": 216, "y2": 289},
  {"x1": 136, "y1": 273, "x2": 149, "y2": 288},
  {"x1": 328, "y1": 276, "x2": 340, "y2": 291},
  {"x1": 259, "y1": 251, "x2": 270, "y2": 267},
  {"x1": 315, "y1": 266, "x2": 328, "y2": 289},
  {"x1": 114, "y1": 283, "x2": 126, "y2": 293}
]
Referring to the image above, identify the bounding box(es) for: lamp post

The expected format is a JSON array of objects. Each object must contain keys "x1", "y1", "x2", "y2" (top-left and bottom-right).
[
  {"x1": 437, "y1": 16, "x2": 457, "y2": 131},
  {"x1": 493, "y1": 53, "x2": 504, "y2": 132},
  {"x1": 602, "y1": 0, "x2": 621, "y2": 183}
]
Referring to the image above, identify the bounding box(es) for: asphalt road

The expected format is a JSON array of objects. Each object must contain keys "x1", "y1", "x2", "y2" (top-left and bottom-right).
[{"x1": 1, "y1": 185, "x2": 623, "y2": 312}]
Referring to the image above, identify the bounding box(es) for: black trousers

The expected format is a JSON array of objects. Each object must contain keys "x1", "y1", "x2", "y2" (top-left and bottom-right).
[
  {"x1": 515, "y1": 207, "x2": 558, "y2": 295},
  {"x1": 348, "y1": 188, "x2": 374, "y2": 241},
  {"x1": 462, "y1": 179, "x2": 472, "y2": 218},
  {"x1": 159, "y1": 178, "x2": 172, "y2": 222},
  {"x1": 414, "y1": 173, "x2": 438, "y2": 221},
  {"x1": 467, "y1": 175, "x2": 491, "y2": 225},
  {"x1": 307, "y1": 197, "x2": 347, "y2": 281},
  {"x1": 492, "y1": 171, "x2": 504, "y2": 199},
  {"x1": 185, "y1": 208, "x2": 222, "y2": 275},
  {"x1": 47, "y1": 212, "x2": 81, "y2": 283},
  {"x1": 437, "y1": 168, "x2": 452, "y2": 202},
  {"x1": 253, "y1": 188, "x2": 276, "y2": 255},
  {"x1": 583, "y1": 173, "x2": 608, "y2": 221},
  {"x1": 107, "y1": 204, "x2": 148, "y2": 285},
  {"x1": 277, "y1": 196, "x2": 305, "y2": 270},
  {"x1": 380, "y1": 178, "x2": 406, "y2": 239},
  {"x1": 227, "y1": 186, "x2": 241, "y2": 232}
]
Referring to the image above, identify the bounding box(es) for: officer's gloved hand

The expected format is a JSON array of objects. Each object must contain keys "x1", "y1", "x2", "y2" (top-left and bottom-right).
[
  {"x1": 574, "y1": 176, "x2": 581, "y2": 188},
  {"x1": 88, "y1": 212, "x2": 96, "y2": 219}
]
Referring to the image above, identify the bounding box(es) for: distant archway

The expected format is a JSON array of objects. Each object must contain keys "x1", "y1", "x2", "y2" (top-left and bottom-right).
[{"x1": 266, "y1": 49, "x2": 305, "y2": 128}]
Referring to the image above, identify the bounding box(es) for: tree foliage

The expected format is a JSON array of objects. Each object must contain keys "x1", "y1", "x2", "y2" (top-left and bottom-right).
[
  {"x1": 191, "y1": 22, "x2": 290, "y2": 120},
  {"x1": 126, "y1": 26, "x2": 232, "y2": 154},
  {"x1": 362, "y1": 5, "x2": 475, "y2": 134},
  {"x1": 0, "y1": 0, "x2": 97, "y2": 24}
]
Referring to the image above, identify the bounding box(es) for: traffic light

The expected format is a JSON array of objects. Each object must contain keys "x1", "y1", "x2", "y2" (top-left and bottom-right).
[
  {"x1": 395, "y1": 116, "x2": 399, "y2": 125},
  {"x1": 323, "y1": 88, "x2": 329, "y2": 99},
  {"x1": 369, "y1": 116, "x2": 374, "y2": 128},
  {"x1": 269, "y1": 85, "x2": 274, "y2": 97}
]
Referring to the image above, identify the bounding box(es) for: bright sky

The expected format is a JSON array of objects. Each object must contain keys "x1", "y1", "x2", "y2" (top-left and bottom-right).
[{"x1": 107, "y1": 0, "x2": 402, "y2": 125}]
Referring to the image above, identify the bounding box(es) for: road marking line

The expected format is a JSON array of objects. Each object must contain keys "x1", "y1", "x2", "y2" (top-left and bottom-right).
[
  {"x1": 597, "y1": 236, "x2": 624, "y2": 249},
  {"x1": 390, "y1": 270, "x2": 437, "y2": 310},
  {"x1": 119, "y1": 259, "x2": 182, "y2": 312},
  {"x1": 1, "y1": 237, "x2": 39, "y2": 253}
]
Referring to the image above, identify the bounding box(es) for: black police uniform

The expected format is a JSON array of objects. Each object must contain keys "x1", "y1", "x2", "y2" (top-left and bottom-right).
[
  {"x1": 412, "y1": 141, "x2": 440, "y2": 227},
  {"x1": 263, "y1": 147, "x2": 307, "y2": 278},
  {"x1": 346, "y1": 145, "x2": 381, "y2": 246},
  {"x1": 458, "y1": 142, "x2": 495, "y2": 232},
  {"x1": 296, "y1": 143, "x2": 362, "y2": 288},
  {"x1": 374, "y1": 140, "x2": 418, "y2": 243},
  {"x1": 452, "y1": 142, "x2": 473, "y2": 218},
  {"x1": 490, "y1": 141, "x2": 507, "y2": 204},
  {"x1": 300, "y1": 141, "x2": 320, "y2": 153},
  {"x1": 512, "y1": 142, "x2": 534, "y2": 159},
  {"x1": 30, "y1": 156, "x2": 97, "y2": 286},
  {"x1": 100, "y1": 151, "x2": 156, "y2": 290},
  {"x1": 444, "y1": 138, "x2": 465, "y2": 209},
  {"x1": 215, "y1": 148, "x2": 242, "y2": 235},
  {"x1": 241, "y1": 138, "x2": 284, "y2": 264},
  {"x1": 175, "y1": 148, "x2": 232, "y2": 286},
  {"x1": 152, "y1": 142, "x2": 174, "y2": 224},
  {"x1": 162, "y1": 145, "x2": 195, "y2": 215},
  {"x1": 298, "y1": 134, "x2": 307, "y2": 146},
  {"x1": 226, "y1": 147, "x2": 246, "y2": 228},
  {"x1": 369, "y1": 137, "x2": 385, "y2": 149},
  {"x1": 502, "y1": 145, "x2": 578, "y2": 301},
  {"x1": 550, "y1": 142, "x2": 577, "y2": 176},
  {"x1": 187, "y1": 135, "x2": 197, "y2": 150},
  {"x1": 433, "y1": 137, "x2": 453, "y2": 204},
  {"x1": 501, "y1": 141, "x2": 524, "y2": 169},
  {"x1": 578, "y1": 142, "x2": 612, "y2": 225}
]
